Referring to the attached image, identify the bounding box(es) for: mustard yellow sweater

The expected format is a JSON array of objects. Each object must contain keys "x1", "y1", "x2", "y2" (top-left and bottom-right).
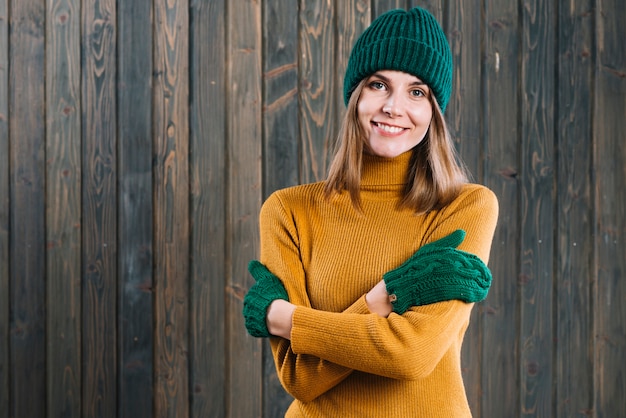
[{"x1": 258, "y1": 151, "x2": 498, "y2": 417}]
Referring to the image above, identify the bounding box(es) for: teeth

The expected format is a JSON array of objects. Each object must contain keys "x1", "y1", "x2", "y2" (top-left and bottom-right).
[{"x1": 376, "y1": 122, "x2": 404, "y2": 133}]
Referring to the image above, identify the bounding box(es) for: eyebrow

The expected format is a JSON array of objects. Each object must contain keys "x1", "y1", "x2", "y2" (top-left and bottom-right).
[{"x1": 370, "y1": 72, "x2": 428, "y2": 88}]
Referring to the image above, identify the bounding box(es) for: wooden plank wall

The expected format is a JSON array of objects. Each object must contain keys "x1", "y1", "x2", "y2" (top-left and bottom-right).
[{"x1": 1, "y1": 0, "x2": 624, "y2": 417}]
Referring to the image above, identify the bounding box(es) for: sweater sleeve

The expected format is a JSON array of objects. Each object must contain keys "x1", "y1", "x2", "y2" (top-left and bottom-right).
[{"x1": 259, "y1": 192, "x2": 362, "y2": 401}]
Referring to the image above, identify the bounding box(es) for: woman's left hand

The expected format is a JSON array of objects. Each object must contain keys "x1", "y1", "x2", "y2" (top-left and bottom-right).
[{"x1": 366, "y1": 280, "x2": 393, "y2": 317}]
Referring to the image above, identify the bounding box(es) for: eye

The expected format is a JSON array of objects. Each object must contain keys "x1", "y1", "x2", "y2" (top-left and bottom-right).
[
  {"x1": 368, "y1": 80, "x2": 386, "y2": 91},
  {"x1": 410, "y1": 88, "x2": 426, "y2": 98}
]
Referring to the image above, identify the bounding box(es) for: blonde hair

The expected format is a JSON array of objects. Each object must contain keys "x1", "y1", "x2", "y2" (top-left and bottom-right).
[{"x1": 324, "y1": 78, "x2": 469, "y2": 214}]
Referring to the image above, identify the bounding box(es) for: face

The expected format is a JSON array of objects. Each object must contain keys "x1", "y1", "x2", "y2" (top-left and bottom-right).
[{"x1": 357, "y1": 70, "x2": 433, "y2": 158}]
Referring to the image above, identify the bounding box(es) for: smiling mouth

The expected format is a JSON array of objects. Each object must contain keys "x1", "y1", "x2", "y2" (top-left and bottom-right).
[{"x1": 373, "y1": 122, "x2": 405, "y2": 134}]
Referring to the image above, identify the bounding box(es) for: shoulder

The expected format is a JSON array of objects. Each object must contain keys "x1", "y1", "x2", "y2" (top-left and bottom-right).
[
  {"x1": 454, "y1": 183, "x2": 499, "y2": 214},
  {"x1": 446, "y1": 183, "x2": 499, "y2": 228},
  {"x1": 260, "y1": 182, "x2": 326, "y2": 220},
  {"x1": 427, "y1": 183, "x2": 499, "y2": 262}
]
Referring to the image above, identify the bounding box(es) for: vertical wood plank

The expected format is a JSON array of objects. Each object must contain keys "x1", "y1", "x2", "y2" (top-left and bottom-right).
[
  {"x1": 46, "y1": 0, "x2": 82, "y2": 415},
  {"x1": 0, "y1": 0, "x2": 8, "y2": 414},
  {"x1": 261, "y1": 0, "x2": 300, "y2": 415},
  {"x1": 152, "y1": 0, "x2": 190, "y2": 416},
  {"x1": 594, "y1": 0, "x2": 626, "y2": 415},
  {"x1": 446, "y1": 2, "x2": 482, "y2": 176},
  {"x1": 81, "y1": 0, "x2": 117, "y2": 416},
  {"x1": 299, "y1": 0, "x2": 336, "y2": 183},
  {"x1": 8, "y1": 0, "x2": 47, "y2": 416},
  {"x1": 445, "y1": 2, "x2": 484, "y2": 414},
  {"x1": 117, "y1": 0, "x2": 153, "y2": 416},
  {"x1": 335, "y1": 0, "x2": 370, "y2": 127},
  {"x1": 482, "y1": 0, "x2": 520, "y2": 416},
  {"x1": 555, "y1": 1, "x2": 594, "y2": 416},
  {"x1": 189, "y1": 0, "x2": 226, "y2": 416},
  {"x1": 226, "y1": 0, "x2": 263, "y2": 416},
  {"x1": 263, "y1": 0, "x2": 300, "y2": 193},
  {"x1": 373, "y1": 0, "x2": 407, "y2": 15},
  {"x1": 519, "y1": 1, "x2": 555, "y2": 416}
]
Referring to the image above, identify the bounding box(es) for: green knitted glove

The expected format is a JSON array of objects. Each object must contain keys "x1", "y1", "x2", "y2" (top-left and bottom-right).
[
  {"x1": 383, "y1": 230, "x2": 492, "y2": 314},
  {"x1": 242, "y1": 260, "x2": 290, "y2": 337}
]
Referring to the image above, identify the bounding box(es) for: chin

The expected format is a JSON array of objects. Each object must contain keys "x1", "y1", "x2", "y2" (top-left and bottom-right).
[
  {"x1": 368, "y1": 145, "x2": 409, "y2": 158},
  {"x1": 372, "y1": 150, "x2": 403, "y2": 158}
]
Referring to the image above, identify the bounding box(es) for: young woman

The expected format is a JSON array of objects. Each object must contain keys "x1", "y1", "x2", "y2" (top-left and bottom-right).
[{"x1": 243, "y1": 7, "x2": 498, "y2": 417}]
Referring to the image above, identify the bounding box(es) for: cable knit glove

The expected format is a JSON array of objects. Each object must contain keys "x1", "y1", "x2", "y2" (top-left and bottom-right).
[
  {"x1": 383, "y1": 230, "x2": 492, "y2": 315},
  {"x1": 242, "y1": 260, "x2": 290, "y2": 337}
]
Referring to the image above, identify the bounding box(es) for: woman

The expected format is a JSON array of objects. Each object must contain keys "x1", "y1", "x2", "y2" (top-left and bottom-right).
[{"x1": 243, "y1": 7, "x2": 498, "y2": 417}]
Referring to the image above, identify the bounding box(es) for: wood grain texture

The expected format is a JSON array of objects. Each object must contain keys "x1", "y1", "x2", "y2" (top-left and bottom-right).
[
  {"x1": 555, "y1": 1, "x2": 594, "y2": 416},
  {"x1": 81, "y1": 0, "x2": 117, "y2": 416},
  {"x1": 519, "y1": 1, "x2": 556, "y2": 415},
  {"x1": 594, "y1": 0, "x2": 626, "y2": 415},
  {"x1": 46, "y1": 0, "x2": 82, "y2": 416},
  {"x1": 9, "y1": 0, "x2": 47, "y2": 416},
  {"x1": 226, "y1": 1, "x2": 263, "y2": 416},
  {"x1": 299, "y1": 0, "x2": 336, "y2": 183},
  {"x1": 0, "y1": 0, "x2": 8, "y2": 414},
  {"x1": 189, "y1": 0, "x2": 226, "y2": 416},
  {"x1": 117, "y1": 0, "x2": 154, "y2": 416},
  {"x1": 482, "y1": 1, "x2": 520, "y2": 416},
  {"x1": 373, "y1": 0, "x2": 407, "y2": 15},
  {"x1": 446, "y1": 1, "x2": 482, "y2": 177},
  {"x1": 263, "y1": 0, "x2": 300, "y2": 195},
  {"x1": 335, "y1": 0, "x2": 370, "y2": 123},
  {"x1": 262, "y1": 0, "x2": 300, "y2": 416},
  {"x1": 152, "y1": 0, "x2": 190, "y2": 416}
]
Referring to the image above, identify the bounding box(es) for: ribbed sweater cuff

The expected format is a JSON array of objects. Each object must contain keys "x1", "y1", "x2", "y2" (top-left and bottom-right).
[
  {"x1": 291, "y1": 306, "x2": 369, "y2": 356},
  {"x1": 342, "y1": 294, "x2": 371, "y2": 314}
]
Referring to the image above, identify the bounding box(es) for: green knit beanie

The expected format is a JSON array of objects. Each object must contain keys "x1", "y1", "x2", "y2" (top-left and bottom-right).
[{"x1": 343, "y1": 7, "x2": 453, "y2": 112}]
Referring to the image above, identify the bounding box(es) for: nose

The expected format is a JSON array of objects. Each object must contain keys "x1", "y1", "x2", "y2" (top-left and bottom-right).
[{"x1": 382, "y1": 93, "x2": 403, "y2": 117}]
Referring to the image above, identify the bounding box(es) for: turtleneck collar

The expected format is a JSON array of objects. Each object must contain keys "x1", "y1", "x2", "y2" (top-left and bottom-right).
[{"x1": 360, "y1": 150, "x2": 412, "y2": 186}]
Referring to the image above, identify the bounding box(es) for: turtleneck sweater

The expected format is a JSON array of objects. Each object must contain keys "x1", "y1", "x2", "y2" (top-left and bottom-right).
[{"x1": 258, "y1": 150, "x2": 498, "y2": 417}]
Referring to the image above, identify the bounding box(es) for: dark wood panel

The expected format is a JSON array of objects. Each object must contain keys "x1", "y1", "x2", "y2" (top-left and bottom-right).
[
  {"x1": 263, "y1": 0, "x2": 299, "y2": 195},
  {"x1": 444, "y1": 1, "x2": 484, "y2": 413},
  {"x1": 117, "y1": 0, "x2": 154, "y2": 416},
  {"x1": 373, "y1": 0, "x2": 407, "y2": 15},
  {"x1": 262, "y1": 0, "x2": 300, "y2": 416},
  {"x1": 555, "y1": 0, "x2": 594, "y2": 416},
  {"x1": 226, "y1": 1, "x2": 263, "y2": 416},
  {"x1": 8, "y1": 0, "x2": 47, "y2": 416},
  {"x1": 46, "y1": 0, "x2": 82, "y2": 416},
  {"x1": 81, "y1": 0, "x2": 117, "y2": 416},
  {"x1": 335, "y1": 1, "x2": 370, "y2": 123},
  {"x1": 152, "y1": 0, "x2": 190, "y2": 416},
  {"x1": 189, "y1": 0, "x2": 226, "y2": 416},
  {"x1": 0, "y1": 0, "x2": 9, "y2": 414},
  {"x1": 446, "y1": 1, "x2": 482, "y2": 177},
  {"x1": 482, "y1": 0, "x2": 521, "y2": 416},
  {"x1": 519, "y1": 1, "x2": 556, "y2": 416},
  {"x1": 299, "y1": 0, "x2": 336, "y2": 183},
  {"x1": 593, "y1": 0, "x2": 626, "y2": 415}
]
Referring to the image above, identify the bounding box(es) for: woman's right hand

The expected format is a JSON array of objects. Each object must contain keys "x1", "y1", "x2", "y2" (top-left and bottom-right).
[{"x1": 266, "y1": 299, "x2": 296, "y2": 339}]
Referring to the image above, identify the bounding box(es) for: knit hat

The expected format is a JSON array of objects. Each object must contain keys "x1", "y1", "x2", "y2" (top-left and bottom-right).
[{"x1": 343, "y1": 7, "x2": 453, "y2": 112}]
